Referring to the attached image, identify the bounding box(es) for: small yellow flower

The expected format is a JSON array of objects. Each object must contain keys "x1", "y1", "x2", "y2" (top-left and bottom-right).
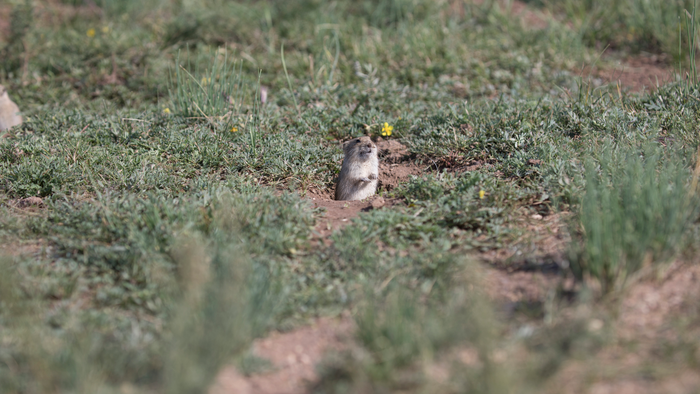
[
  {"x1": 479, "y1": 190, "x2": 485, "y2": 199},
  {"x1": 101, "y1": 26, "x2": 110, "y2": 33},
  {"x1": 230, "y1": 126, "x2": 238, "y2": 132},
  {"x1": 201, "y1": 77, "x2": 211, "y2": 86},
  {"x1": 381, "y1": 122, "x2": 393, "y2": 137},
  {"x1": 86, "y1": 28, "x2": 96, "y2": 38},
  {"x1": 163, "y1": 108, "x2": 171, "y2": 114}
]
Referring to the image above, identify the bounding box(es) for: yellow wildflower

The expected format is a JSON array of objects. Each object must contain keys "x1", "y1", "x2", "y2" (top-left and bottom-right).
[
  {"x1": 86, "y1": 28, "x2": 96, "y2": 38},
  {"x1": 479, "y1": 190, "x2": 485, "y2": 199},
  {"x1": 381, "y1": 122, "x2": 393, "y2": 137},
  {"x1": 163, "y1": 108, "x2": 171, "y2": 114},
  {"x1": 230, "y1": 126, "x2": 238, "y2": 132}
]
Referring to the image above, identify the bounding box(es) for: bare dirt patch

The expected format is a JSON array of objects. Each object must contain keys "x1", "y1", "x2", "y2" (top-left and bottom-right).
[
  {"x1": 545, "y1": 261, "x2": 700, "y2": 394},
  {"x1": 586, "y1": 371, "x2": 700, "y2": 394},
  {"x1": 3, "y1": 197, "x2": 47, "y2": 233},
  {"x1": 0, "y1": 1, "x2": 103, "y2": 43},
  {"x1": 0, "y1": 5, "x2": 10, "y2": 42},
  {"x1": 480, "y1": 212, "x2": 571, "y2": 305},
  {"x1": 468, "y1": 0, "x2": 551, "y2": 30},
  {"x1": 36, "y1": 0, "x2": 103, "y2": 27},
  {"x1": 510, "y1": 0, "x2": 551, "y2": 30},
  {"x1": 10, "y1": 196, "x2": 45, "y2": 209},
  {"x1": 0, "y1": 239, "x2": 47, "y2": 259},
  {"x1": 376, "y1": 138, "x2": 409, "y2": 161},
  {"x1": 482, "y1": 269, "x2": 560, "y2": 304},
  {"x1": 594, "y1": 54, "x2": 675, "y2": 93},
  {"x1": 375, "y1": 138, "x2": 424, "y2": 192},
  {"x1": 379, "y1": 161, "x2": 423, "y2": 191},
  {"x1": 481, "y1": 211, "x2": 569, "y2": 265},
  {"x1": 617, "y1": 261, "x2": 700, "y2": 345},
  {"x1": 210, "y1": 316, "x2": 354, "y2": 394},
  {"x1": 307, "y1": 193, "x2": 398, "y2": 242}
]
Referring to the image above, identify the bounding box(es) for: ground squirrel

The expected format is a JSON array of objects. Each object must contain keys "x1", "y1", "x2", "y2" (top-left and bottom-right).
[
  {"x1": 335, "y1": 136, "x2": 379, "y2": 201},
  {"x1": 0, "y1": 85, "x2": 22, "y2": 131}
]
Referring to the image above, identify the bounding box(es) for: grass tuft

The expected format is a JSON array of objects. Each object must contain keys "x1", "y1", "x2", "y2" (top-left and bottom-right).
[
  {"x1": 570, "y1": 141, "x2": 697, "y2": 293},
  {"x1": 168, "y1": 48, "x2": 245, "y2": 125}
]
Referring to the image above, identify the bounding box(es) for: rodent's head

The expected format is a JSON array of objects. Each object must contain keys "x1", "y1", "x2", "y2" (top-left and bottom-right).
[{"x1": 344, "y1": 136, "x2": 376, "y2": 160}]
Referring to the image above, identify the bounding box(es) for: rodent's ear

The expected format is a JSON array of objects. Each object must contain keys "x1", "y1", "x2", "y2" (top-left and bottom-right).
[{"x1": 341, "y1": 138, "x2": 356, "y2": 150}]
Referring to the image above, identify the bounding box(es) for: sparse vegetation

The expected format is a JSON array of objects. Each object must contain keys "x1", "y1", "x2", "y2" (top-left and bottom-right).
[{"x1": 1, "y1": 0, "x2": 700, "y2": 393}]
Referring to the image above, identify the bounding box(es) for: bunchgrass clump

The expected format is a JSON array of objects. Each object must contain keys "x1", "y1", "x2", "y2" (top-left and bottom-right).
[
  {"x1": 313, "y1": 264, "x2": 515, "y2": 393},
  {"x1": 168, "y1": 49, "x2": 246, "y2": 124},
  {"x1": 571, "y1": 141, "x2": 698, "y2": 293}
]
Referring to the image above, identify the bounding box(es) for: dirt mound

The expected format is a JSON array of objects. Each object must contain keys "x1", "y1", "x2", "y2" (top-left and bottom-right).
[
  {"x1": 376, "y1": 138, "x2": 410, "y2": 162},
  {"x1": 307, "y1": 193, "x2": 398, "y2": 242},
  {"x1": 379, "y1": 161, "x2": 423, "y2": 191},
  {"x1": 375, "y1": 139, "x2": 424, "y2": 191}
]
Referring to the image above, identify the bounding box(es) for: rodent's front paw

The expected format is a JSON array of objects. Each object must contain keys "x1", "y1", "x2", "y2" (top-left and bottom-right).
[{"x1": 369, "y1": 173, "x2": 378, "y2": 180}]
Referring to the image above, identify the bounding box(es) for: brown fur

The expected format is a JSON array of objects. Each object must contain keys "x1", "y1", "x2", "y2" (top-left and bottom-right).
[
  {"x1": 0, "y1": 85, "x2": 22, "y2": 131},
  {"x1": 335, "y1": 136, "x2": 379, "y2": 201}
]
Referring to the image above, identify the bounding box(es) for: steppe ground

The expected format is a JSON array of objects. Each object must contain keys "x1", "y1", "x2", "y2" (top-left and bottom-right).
[{"x1": 1, "y1": 1, "x2": 700, "y2": 393}]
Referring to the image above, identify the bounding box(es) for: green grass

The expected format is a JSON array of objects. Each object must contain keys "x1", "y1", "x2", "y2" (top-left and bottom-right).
[
  {"x1": 571, "y1": 141, "x2": 698, "y2": 293},
  {"x1": 1, "y1": 0, "x2": 700, "y2": 393},
  {"x1": 533, "y1": 0, "x2": 698, "y2": 62},
  {"x1": 168, "y1": 49, "x2": 246, "y2": 122}
]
